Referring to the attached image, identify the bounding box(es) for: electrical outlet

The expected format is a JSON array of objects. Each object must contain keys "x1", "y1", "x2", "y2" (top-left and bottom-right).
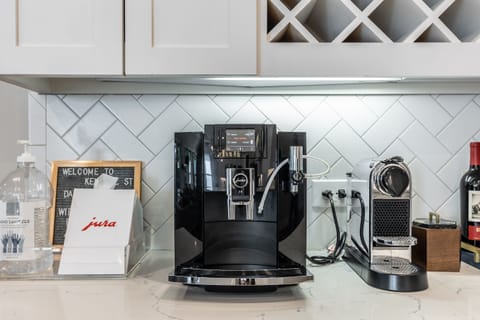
[{"x1": 311, "y1": 179, "x2": 348, "y2": 209}]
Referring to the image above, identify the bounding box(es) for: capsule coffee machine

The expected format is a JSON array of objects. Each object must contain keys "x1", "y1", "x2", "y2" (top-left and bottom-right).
[
  {"x1": 343, "y1": 156, "x2": 428, "y2": 292},
  {"x1": 168, "y1": 124, "x2": 312, "y2": 290}
]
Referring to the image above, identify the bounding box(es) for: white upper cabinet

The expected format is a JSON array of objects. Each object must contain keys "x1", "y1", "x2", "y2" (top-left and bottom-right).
[
  {"x1": 125, "y1": 0, "x2": 257, "y2": 75},
  {"x1": 260, "y1": 0, "x2": 480, "y2": 77},
  {"x1": 0, "y1": 0, "x2": 123, "y2": 75}
]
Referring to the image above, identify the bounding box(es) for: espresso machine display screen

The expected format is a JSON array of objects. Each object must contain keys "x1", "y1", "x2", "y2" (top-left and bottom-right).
[{"x1": 225, "y1": 129, "x2": 256, "y2": 152}]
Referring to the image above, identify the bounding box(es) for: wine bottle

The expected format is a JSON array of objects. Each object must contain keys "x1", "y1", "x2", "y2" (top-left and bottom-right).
[{"x1": 460, "y1": 142, "x2": 480, "y2": 247}]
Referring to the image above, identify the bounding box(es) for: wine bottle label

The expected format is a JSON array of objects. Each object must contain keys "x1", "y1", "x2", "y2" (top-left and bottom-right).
[
  {"x1": 468, "y1": 191, "x2": 480, "y2": 223},
  {"x1": 468, "y1": 226, "x2": 480, "y2": 240},
  {"x1": 0, "y1": 201, "x2": 48, "y2": 261}
]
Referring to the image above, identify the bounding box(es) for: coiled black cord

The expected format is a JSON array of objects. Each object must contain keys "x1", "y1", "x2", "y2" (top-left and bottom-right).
[{"x1": 306, "y1": 190, "x2": 347, "y2": 265}]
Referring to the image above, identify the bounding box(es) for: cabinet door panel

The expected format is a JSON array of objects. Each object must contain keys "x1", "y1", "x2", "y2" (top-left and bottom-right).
[
  {"x1": 0, "y1": 0, "x2": 123, "y2": 75},
  {"x1": 126, "y1": 0, "x2": 256, "y2": 75}
]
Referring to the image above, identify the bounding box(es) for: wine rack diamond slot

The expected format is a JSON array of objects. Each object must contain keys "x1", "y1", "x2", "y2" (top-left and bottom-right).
[{"x1": 267, "y1": 0, "x2": 480, "y2": 43}]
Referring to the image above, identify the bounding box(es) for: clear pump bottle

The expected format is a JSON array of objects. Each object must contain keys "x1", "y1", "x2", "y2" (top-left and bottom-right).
[{"x1": 0, "y1": 141, "x2": 53, "y2": 275}]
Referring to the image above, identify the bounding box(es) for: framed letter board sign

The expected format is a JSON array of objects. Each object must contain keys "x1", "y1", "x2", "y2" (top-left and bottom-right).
[{"x1": 49, "y1": 160, "x2": 141, "y2": 247}]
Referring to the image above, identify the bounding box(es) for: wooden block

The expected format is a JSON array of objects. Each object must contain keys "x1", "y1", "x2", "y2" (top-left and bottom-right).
[{"x1": 412, "y1": 226, "x2": 461, "y2": 272}]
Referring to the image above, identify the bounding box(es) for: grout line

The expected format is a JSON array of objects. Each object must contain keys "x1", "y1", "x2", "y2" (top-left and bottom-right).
[
  {"x1": 77, "y1": 119, "x2": 119, "y2": 160},
  {"x1": 45, "y1": 124, "x2": 79, "y2": 159}
]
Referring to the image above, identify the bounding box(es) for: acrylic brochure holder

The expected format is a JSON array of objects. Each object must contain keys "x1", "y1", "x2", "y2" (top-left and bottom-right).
[
  {"x1": 0, "y1": 183, "x2": 146, "y2": 280},
  {"x1": 57, "y1": 189, "x2": 145, "y2": 276}
]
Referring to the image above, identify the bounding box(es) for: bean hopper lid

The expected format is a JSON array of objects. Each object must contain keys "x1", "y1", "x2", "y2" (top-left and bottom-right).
[{"x1": 413, "y1": 212, "x2": 457, "y2": 229}]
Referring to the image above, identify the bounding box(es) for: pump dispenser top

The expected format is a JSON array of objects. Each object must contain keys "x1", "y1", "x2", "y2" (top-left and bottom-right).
[{"x1": 16, "y1": 140, "x2": 35, "y2": 163}]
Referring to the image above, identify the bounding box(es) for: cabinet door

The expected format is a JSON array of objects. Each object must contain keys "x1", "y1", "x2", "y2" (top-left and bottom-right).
[
  {"x1": 0, "y1": 0, "x2": 123, "y2": 75},
  {"x1": 125, "y1": 0, "x2": 257, "y2": 75}
]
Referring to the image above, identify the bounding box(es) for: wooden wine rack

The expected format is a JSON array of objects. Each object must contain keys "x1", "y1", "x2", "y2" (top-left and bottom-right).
[{"x1": 267, "y1": 0, "x2": 480, "y2": 43}]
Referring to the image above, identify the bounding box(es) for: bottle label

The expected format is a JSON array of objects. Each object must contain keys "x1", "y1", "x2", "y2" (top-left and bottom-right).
[
  {"x1": 468, "y1": 226, "x2": 480, "y2": 240},
  {"x1": 0, "y1": 201, "x2": 48, "y2": 261},
  {"x1": 468, "y1": 191, "x2": 480, "y2": 223}
]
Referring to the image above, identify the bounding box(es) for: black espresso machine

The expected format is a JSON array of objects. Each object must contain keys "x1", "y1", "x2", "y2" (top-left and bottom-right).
[{"x1": 168, "y1": 124, "x2": 313, "y2": 290}]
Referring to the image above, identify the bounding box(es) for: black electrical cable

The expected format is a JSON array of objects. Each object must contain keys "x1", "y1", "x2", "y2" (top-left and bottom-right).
[
  {"x1": 306, "y1": 190, "x2": 347, "y2": 265},
  {"x1": 351, "y1": 236, "x2": 368, "y2": 258},
  {"x1": 351, "y1": 190, "x2": 368, "y2": 254}
]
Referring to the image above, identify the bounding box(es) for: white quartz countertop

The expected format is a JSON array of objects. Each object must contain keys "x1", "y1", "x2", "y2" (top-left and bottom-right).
[{"x1": 1, "y1": 250, "x2": 479, "y2": 320}]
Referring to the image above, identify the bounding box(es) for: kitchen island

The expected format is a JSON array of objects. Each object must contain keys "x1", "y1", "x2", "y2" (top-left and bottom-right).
[{"x1": 0, "y1": 251, "x2": 478, "y2": 320}]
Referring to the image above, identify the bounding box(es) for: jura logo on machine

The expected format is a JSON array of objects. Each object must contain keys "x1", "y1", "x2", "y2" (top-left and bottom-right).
[
  {"x1": 81, "y1": 217, "x2": 117, "y2": 231},
  {"x1": 232, "y1": 173, "x2": 248, "y2": 188}
]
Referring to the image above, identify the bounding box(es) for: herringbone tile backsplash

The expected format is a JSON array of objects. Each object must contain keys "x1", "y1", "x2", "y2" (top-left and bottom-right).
[{"x1": 28, "y1": 94, "x2": 480, "y2": 250}]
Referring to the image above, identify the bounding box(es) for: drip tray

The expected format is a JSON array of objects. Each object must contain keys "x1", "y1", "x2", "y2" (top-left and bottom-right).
[
  {"x1": 371, "y1": 256, "x2": 420, "y2": 275},
  {"x1": 343, "y1": 246, "x2": 428, "y2": 292},
  {"x1": 169, "y1": 266, "x2": 313, "y2": 289}
]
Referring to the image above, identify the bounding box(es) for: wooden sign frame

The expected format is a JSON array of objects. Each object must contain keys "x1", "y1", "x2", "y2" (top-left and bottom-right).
[{"x1": 49, "y1": 160, "x2": 142, "y2": 248}]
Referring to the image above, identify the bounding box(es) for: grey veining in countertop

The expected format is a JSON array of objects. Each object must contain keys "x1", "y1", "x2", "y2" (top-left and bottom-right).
[{"x1": 0, "y1": 250, "x2": 479, "y2": 320}]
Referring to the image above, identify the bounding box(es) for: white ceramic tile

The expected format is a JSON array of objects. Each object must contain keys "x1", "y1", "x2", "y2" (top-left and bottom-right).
[
  {"x1": 296, "y1": 102, "x2": 341, "y2": 152},
  {"x1": 363, "y1": 102, "x2": 414, "y2": 154},
  {"x1": 29, "y1": 92, "x2": 46, "y2": 108},
  {"x1": 214, "y1": 95, "x2": 251, "y2": 117},
  {"x1": 400, "y1": 122, "x2": 451, "y2": 172},
  {"x1": 411, "y1": 195, "x2": 433, "y2": 221},
  {"x1": 437, "y1": 102, "x2": 480, "y2": 153},
  {"x1": 101, "y1": 95, "x2": 153, "y2": 136},
  {"x1": 143, "y1": 143, "x2": 174, "y2": 192},
  {"x1": 46, "y1": 96, "x2": 78, "y2": 136},
  {"x1": 288, "y1": 96, "x2": 326, "y2": 117},
  {"x1": 326, "y1": 122, "x2": 376, "y2": 167},
  {"x1": 138, "y1": 95, "x2": 176, "y2": 117},
  {"x1": 326, "y1": 158, "x2": 354, "y2": 179},
  {"x1": 308, "y1": 140, "x2": 341, "y2": 176},
  {"x1": 80, "y1": 140, "x2": 118, "y2": 161},
  {"x1": 63, "y1": 102, "x2": 116, "y2": 155},
  {"x1": 307, "y1": 187, "x2": 327, "y2": 227},
  {"x1": 307, "y1": 207, "x2": 325, "y2": 230},
  {"x1": 141, "y1": 182, "x2": 155, "y2": 205},
  {"x1": 326, "y1": 96, "x2": 377, "y2": 135},
  {"x1": 143, "y1": 179, "x2": 173, "y2": 230},
  {"x1": 400, "y1": 95, "x2": 452, "y2": 135},
  {"x1": 46, "y1": 127, "x2": 78, "y2": 161},
  {"x1": 101, "y1": 122, "x2": 154, "y2": 165},
  {"x1": 227, "y1": 101, "x2": 266, "y2": 124},
  {"x1": 474, "y1": 95, "x2": 480, "y2": 106},
  {"x1": 33, "y1": 93, "x2": 480, "y2": 250},
  {"x1": 436, "y1": 95, "x2": 474, "y2": 116},
  {"x1": 139, "y1": 102, "x2": 191, "y2": 154},
  {"x1": 150, "y1": 215, "x2": 174, "y2": 250},
  {"x1": 29, "y1": 146, "x2": 46, "y2": 175},
  {"x1": 250, "y1": 96, "x2": 304, "y2": 131},
  {"x1": 176, "y1": 95, "x2": 228, "y2": 127},
  {"x1": 437, "y1": 143, "x2": 469, "y2": 191},
  {"x1": 180, "y1": 120, "x2": 203, "y2": 132},
  {"x1": 380, "y1": 140, "x2": 415, "y2": 164},
  {"x1": 28, "y1": 94, "x2": 46, "y2": 145},
  {"x1": 63, "y1": 95, "x2": 101, "y2": 117},
  {"x1": 362, "y1": 95, "x2": 399, "y2": 117},
  {"x1": 409, "y1": 159, "x2": 452, "y2": 210},
  {"x1": 308, "y1": 214, "x2": 336, "y2": 250},
  {"x1": 437, "y1": 191, "x2": 460, "y2": 223}
]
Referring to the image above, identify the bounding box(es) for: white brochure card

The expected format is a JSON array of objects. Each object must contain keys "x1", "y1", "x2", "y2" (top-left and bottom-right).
[{"x1": 58, "y1": 189, "x2": 136, "y2": 275}]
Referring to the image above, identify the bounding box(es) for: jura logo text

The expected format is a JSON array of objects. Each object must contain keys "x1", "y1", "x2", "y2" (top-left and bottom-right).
[
  {"x1": 81, "y1": 217, "x2": 117, "y2": 231},
  {"x1": 232, "y1": 173, "x2": 248, "y2": 188}
]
